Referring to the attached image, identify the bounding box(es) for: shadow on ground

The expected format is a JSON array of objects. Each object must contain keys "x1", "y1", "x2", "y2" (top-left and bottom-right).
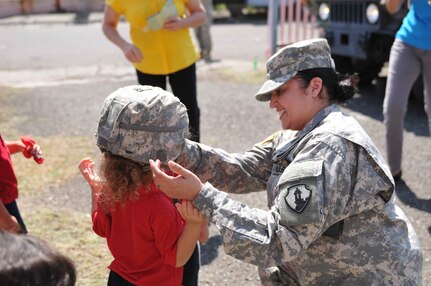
[
  {"x1": 201, "y1": 234, "x2": 223, "y2": 266},
  {"x1": 395, "y1": 180, "x2": 431, "y2": 213}
]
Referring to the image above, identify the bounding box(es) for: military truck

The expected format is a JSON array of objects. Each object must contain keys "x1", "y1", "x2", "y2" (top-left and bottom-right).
[
  {"x1": 213, "y1": 0, "x2": 268, "y2": 18},
  {"x1": 311, "y1": 0, "x2": 406, "y2": 85},
  {"x1": 311, "y1": 0, "x2": 423, "y2": 100}
]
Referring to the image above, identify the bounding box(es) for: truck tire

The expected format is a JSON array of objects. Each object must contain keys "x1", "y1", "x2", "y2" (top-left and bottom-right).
[
  {"x1": 354, "y1": 60, "x2": 383, "y2": 87},
  {"x1": 332, "y1": 56, "x2": 382, "y2": 87},
  {"x1": 332, "y1": 56, "x2": 354, "y2": 74},
  {"x1": 226, "y1": 4, "x2": 243, "y2": 18}
]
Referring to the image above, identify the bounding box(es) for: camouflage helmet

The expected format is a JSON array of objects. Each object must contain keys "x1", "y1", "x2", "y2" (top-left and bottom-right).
[
  {"x1": 96, "y1": 85, "x2": 189, "y2": 164},
  {"x1": 255, "y1": 38, "x2": 335, "y2": 101}
]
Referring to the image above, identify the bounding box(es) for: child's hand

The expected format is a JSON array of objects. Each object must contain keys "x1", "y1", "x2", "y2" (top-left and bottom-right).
[
  {"x1": 175, "y1": 200, "x2": 203, "y2": 225},
  {"x1": 79, "y1": 158, "x2": 103, "y2": 193},
  {"x1": 8, "y1": 216, "x2": 21, "y2": 233},
  {"x1": 21, "y1": 135, "x2": 44, "y2": 164},
  {"x1": 26, "y1": 143, "x2": 43, "y2": 162},
  {"x1": 0, "y1": 216, "x2": 21, "y2": 234}
]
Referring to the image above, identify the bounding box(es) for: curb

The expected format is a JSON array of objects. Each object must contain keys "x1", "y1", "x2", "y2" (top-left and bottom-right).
[
  {"x1": 0, "y1": 9, "x2": 232, "y2": 26},
  {"x1": 0, "y1": 12, "x2": 103, "y2": 26}
]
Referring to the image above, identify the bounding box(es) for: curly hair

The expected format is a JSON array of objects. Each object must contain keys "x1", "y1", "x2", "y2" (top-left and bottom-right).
[{"x1": 99, "y1": 152, "x2": 153, "y2": 208}]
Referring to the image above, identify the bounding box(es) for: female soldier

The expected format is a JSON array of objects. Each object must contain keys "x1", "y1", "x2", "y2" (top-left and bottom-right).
[{"x1": 150, "y1": 38, "x2": 423, "y2": 285}]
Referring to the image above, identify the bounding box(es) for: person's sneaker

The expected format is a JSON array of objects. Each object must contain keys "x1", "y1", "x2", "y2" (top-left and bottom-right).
[{"x1": 392, "y1": 170, "x2": 402, "y2": 182}]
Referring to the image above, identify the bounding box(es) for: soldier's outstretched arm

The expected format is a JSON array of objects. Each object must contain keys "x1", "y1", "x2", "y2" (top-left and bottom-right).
[{"x1": 178, "y1": 131, "x2": 295, "y2": 194}]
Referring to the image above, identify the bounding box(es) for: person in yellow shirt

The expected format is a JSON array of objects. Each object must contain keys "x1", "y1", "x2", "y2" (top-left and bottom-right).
[{"x1": 102, "y1": 0, "x2": 207, "y2": 143}]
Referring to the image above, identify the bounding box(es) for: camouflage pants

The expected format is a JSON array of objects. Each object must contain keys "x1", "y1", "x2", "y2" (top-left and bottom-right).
[{"x1": 258, "y1": 264, "x2": 300, "y2": 286}]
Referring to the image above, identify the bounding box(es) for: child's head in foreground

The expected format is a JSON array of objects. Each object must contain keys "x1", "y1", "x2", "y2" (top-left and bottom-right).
[
  {"x1": 95, "y1": 85, "x2": 189, "y2": 204},
  {"x1": 0, "y1": 230, "x2": 76, "y2": 286}
]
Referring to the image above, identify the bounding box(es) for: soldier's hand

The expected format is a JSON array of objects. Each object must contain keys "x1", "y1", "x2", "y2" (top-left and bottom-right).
[{"x1": 150, "y1": 159, "x2": 204, "y2": 200}]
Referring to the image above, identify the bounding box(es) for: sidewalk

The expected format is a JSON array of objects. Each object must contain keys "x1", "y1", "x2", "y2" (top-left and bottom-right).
[
  {"x1": 0, "y1": 7, "x2": 231, "y2": 26},
  {"x1": 0, "y1": 11, "x2": 104, "y2": 26}
]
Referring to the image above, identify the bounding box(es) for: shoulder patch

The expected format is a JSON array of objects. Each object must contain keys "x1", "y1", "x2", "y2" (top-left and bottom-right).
[
  {"x1": 284, "y1": 184, "x2": 311, "y2": 213},
  {"x1": 275, "y1": 159, "x2": 324, "y2": 227}
]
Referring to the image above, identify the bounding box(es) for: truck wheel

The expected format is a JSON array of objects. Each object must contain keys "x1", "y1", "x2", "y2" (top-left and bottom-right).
[
  {"x1": 354, "y1": 61, "x2": 383, "y2": 87},
  {"x1": 332, "y1": 56, "x2": 354, "y2": 74},
  {"x1": 226, "y1": 4, "x2": 243, "y2": 18},
  {"x1": 333, "y1": 57, "x2": 380, "y2": 87}
]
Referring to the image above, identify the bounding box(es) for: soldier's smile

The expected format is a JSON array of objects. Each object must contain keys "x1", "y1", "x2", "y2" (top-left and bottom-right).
[{"x1": 278, "y1": 110, "x2": 287, "y2": 120}]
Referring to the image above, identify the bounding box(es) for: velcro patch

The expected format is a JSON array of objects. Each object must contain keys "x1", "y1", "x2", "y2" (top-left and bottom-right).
[
  {"x1": 275, "y1": 160, "x2": 324, "y2": 227},
  {"x1": 284, "y1": 184, "x2": 312, "y2": 213}
]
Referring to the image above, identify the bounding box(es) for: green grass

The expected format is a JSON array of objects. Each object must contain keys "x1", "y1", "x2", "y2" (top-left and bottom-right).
[
  {"x1": 0, "y1": 63, "x2": 266, "y2": 285},
  {"x1": 11, "y1": 134, "x2": 107, "y2": 285},
  {"x1": 1, "y1": 89, "x2": 108, "y2": 285},
  {"x1": 216, "y1": 65, "x2": 266, "y2": 84},
  {"x1": 12, "y1": 135, "x2": 94, "y2": 195},
  {"x1": 27, "y1": 208, "x2": 111, "y2": 286},
  {"x1": 0, "y1": 86, "x2": 26, "y2": 136}
]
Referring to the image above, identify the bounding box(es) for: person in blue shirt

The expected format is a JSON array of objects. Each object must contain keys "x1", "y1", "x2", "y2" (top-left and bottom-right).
[{"x1": 383, "y1": 0, "x2": 431, "y2": 181}]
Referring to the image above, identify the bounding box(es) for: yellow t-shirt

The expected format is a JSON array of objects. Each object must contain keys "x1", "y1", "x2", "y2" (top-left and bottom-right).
[{"x1": 107, "y1": 0, "x2": 200, "y2": 75}]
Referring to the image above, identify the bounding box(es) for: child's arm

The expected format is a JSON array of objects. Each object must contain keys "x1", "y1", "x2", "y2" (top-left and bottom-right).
[
  {"x1": 175, "y1": 200, "x2": 203, "y2": 267},
  {"x1": 6, "y1": 138, "x2": 43, "y2": 164},
  {"x1": 5, "y1": 140, "x2": 26, "y2": 155},
  {"x1": 0, "y1": 202, "x2": 20, "y2": 233},
  {"x1": 199, "y1": 217, "x2": 209, "y2": 244}
]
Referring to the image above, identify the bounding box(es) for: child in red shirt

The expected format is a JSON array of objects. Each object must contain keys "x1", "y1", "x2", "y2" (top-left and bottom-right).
[
  {"x1": 0, "y1": 134, "x2": 42, "y2": 234},
  {"x1": 79, "y1": 85, "x2": 206, "y2": 286}
]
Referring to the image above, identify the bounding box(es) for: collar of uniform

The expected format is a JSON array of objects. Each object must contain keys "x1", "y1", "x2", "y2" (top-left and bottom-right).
[{"x1": 272, "y1": 104, "x2": 339, "y2": 162}]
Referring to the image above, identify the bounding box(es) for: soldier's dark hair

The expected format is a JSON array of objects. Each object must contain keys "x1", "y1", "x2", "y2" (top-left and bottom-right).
[
  {"x1": 0, "y1": 230, "x2": 76, "y2": 286},
  {"x1": 295, "y1": 68, "x2": 359, "y2": 103}
]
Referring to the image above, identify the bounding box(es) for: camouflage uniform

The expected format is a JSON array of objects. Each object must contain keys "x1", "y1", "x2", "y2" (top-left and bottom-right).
[
  {"x1": 181, "y1": 39, "x2": 423, "y2": 285},
  {"x1": 183, "y1": 105, "x2": 422, "y2": 285}
]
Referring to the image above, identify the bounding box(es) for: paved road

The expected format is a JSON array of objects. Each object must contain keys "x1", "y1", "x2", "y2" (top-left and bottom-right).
[{"x1": 0, "y1": 14, "x2": 429, "y2": 285}]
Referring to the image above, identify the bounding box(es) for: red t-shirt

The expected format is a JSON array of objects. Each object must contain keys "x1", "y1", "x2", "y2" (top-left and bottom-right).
[
  {"x1": 92, "y1": 182, "x2": 184, "y2": 286},
  {"x1": 0, "y1": 135, "x2": 18, "y2": 204}
]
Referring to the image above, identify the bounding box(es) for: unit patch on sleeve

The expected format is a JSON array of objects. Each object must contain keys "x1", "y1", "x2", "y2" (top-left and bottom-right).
[
  {"x1": 276, "y1": 159, "x2": 323, "y2": 227},
  {"x1": 285, "y1": 184, "x2": 311, "y2": 213}
]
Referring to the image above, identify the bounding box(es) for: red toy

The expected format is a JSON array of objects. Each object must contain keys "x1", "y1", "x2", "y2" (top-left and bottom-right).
[{"x1": 21, "y1": 135, "x2": 44, "y2": 164}]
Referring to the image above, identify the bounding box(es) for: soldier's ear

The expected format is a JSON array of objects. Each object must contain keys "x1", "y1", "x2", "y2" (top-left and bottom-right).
[{"x1": 308, "y1": 77, "x2": 323, "y2": 98}]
